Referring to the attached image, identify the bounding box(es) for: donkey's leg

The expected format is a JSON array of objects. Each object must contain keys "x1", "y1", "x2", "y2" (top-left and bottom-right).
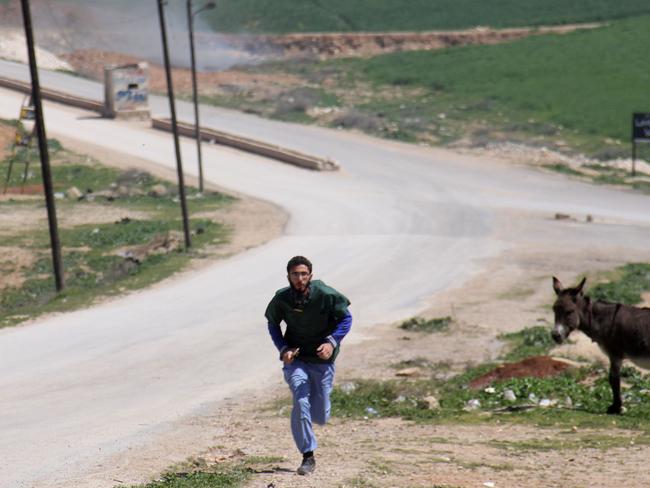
[{"x1": 607, "y1": 357, "x2": 623, "y2": 414}]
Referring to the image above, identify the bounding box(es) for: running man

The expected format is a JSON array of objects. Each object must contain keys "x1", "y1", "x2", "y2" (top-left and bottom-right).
[{"x1": 265, "y1": 255, "x2": 352, "y2": 475}]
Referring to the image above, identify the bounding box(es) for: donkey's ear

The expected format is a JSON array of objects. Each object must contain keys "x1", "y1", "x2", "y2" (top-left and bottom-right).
[
  {"x1": 575, "y1": 277, "x2": 587, "y2": 295},
  {"x1": 552, "y1": 276, "x2": 563, "y2": 295}
]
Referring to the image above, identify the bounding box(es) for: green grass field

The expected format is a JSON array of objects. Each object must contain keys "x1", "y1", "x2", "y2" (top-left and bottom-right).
[
  {"x1": 354, "y1": 15, "x2": 650, "y2": 144},
  {"x1": 202, "y1": 0, "x2": 650, "y2": 33}
]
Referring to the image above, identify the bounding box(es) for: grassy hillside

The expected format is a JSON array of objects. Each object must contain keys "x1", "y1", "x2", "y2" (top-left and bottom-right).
[
  {"x1": 204, "y1": 0, "x2": 650, "y2": 33},
  {"x1": 355, "y1": 15, "x2": 650, "y2": 144}
]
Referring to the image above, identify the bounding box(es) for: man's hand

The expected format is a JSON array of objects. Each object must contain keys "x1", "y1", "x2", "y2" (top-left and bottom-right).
[
  {"x1": 282, "y1": 347, "x2": 300, "y2": 365},
  {"x1": 316, "y1": 342, "x2": 334, "y2": 360}
]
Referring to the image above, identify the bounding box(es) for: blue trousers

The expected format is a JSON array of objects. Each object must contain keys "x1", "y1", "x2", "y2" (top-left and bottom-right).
[{"x1": 283, "y1": 359, "x2": 335, "y2": 453}]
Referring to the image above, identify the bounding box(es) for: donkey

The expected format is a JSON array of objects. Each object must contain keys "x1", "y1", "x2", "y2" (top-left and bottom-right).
[{"x1": 551, "y1": 276, "x2": 650, "y2": 414}]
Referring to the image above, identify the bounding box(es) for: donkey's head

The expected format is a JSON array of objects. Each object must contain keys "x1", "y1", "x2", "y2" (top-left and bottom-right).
[{"x1": 551, "y1": 276, "x2": 587, "y2": 344}]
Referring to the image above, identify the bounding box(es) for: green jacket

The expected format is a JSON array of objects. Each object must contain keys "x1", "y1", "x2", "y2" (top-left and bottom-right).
[{"x1": 265, "y1": 280, "x2": 351, "y2": 363}]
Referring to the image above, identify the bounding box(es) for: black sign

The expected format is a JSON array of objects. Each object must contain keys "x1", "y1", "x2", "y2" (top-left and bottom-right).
[{"x1": 633, "y1": 113, "x2": 650, "y2": 141}]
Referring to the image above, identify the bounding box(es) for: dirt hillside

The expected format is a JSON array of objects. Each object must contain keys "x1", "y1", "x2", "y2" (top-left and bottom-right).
[{"x1": 213, "y1": 23, "x2": 600, "y2": 59}]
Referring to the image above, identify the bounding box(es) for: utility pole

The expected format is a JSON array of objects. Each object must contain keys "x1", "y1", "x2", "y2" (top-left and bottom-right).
[
  {"x1": 187, "y1": 0, "x2": 215, "y2": 194},
  {"x1": 20, "y1": 0, "x2": 64, "y2": 291},
  {"x1": 157, "y1": 0, "x2": 192, "y2": 249}
]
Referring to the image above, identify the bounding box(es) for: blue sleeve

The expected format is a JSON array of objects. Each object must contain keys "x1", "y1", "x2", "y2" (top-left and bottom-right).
[
  {"x1": 327, "y1": 311, "x2": 352, "y2": 347},
  {"x1": 267, "y1": 321, "x2": 288, "y2": 356}
]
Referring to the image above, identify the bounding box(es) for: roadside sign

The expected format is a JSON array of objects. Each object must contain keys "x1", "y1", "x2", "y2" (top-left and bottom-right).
[
  {"x1": 631, "y1": 112, "x2": 650, "y2": 177},
  {"x1": 632, "y1": 113, "x2": 650, "y2": 142}
]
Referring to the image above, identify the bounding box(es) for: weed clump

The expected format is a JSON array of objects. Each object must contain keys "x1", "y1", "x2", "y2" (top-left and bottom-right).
[
  {"x1": 399, "y1": 316, "x2": 451, "y2": 333},
  {"x1": 332, "y1": 109, "x2": 383, "y2": 132},
  {"x1": 498, "y1": 326, "x2": 555, "y2": 361},
  {"x1": 543, "y1": 163, "x2": 584, "y2": 176}
]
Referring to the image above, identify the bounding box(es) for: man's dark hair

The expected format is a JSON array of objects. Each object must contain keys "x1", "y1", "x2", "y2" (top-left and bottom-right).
[{"x1": 287, "y1": 255, "x2": 312, "y2": 273}]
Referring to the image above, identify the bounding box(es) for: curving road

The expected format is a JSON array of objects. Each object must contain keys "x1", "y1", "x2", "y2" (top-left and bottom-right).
[{"x1": 1, "y1": 61, "x2": 650, "y2": 487}]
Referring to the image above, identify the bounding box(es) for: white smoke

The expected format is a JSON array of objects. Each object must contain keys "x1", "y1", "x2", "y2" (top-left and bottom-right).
[
  {"x1": 0, "y1": 29, "x2": 73, "y2": 70},
  {"x1": 7, "y1": 0, "x2": 266, "y2": 71}
]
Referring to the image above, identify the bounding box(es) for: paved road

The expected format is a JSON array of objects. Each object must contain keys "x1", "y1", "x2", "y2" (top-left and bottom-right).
[{"x1": 2, "y1": 62, "x2": 650, "y2": 487}]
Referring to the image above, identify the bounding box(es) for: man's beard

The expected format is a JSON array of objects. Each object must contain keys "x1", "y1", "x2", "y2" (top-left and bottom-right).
[{"x1": 290, "y1": 279, "x2": 311, "y2": 295}]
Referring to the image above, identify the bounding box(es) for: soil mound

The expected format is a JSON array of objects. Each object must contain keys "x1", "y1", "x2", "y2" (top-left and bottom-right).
[{"x1": 469, "y1": 356, "x2": 570, "y2": 389}]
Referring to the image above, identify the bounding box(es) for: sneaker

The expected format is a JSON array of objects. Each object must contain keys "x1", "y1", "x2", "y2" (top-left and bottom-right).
[{"x1": 297, "y1": 456, "x2": 316, "y2": 475}]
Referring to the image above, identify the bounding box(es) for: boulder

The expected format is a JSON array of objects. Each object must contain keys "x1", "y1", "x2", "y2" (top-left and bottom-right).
[
  {"x1": 395, "y1": 367, "x2": 420, "y2": 377},
  {"x1": 422, "y1": 395, "x2": 439, "y2": 410},
  {"x1": 66, "y1": 186, "x2": 82, "y2": 199}
]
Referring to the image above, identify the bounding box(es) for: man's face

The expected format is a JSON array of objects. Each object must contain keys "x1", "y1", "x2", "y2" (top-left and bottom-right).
[{"x1": 288, "y1": 264, "x2": 312, "y2": 294}]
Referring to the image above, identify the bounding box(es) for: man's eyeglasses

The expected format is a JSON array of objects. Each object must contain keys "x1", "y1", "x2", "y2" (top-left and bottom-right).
[{"x1": 289, "y1": 271, "x2": 311, "y2": 278}]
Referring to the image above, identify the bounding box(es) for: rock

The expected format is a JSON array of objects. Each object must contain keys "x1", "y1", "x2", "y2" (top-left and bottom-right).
[
  {"x1": 116, "y1": 185, "x2": 130, "y2": 197},
  {"x1": 93, "y1": 190, "x2": 117, "y2": 200},
  {"x1": 339, "y1": 382, "x2": 356, "y2": 394},
  {"x1": 365, "y1": 406, "x2": 378, "y2": 416},
  {"x1": 528, "y1": 393, "x2": 538, "y2": 403},
  {"x1": 54, "y1": 192, "x2": 65, "y2": 200},
  {"x1": 539, "y1": 398, "x2": 552, "y2": 408},
  {"x1": 564, "y1": 396, "x2": 573, "y2": 407},
  {"x1": 465, "y1": 399, "x2": 481, "y2": 411},
  {"x1": 66, "y1": 186, "x2": 82, "y2": 199},
  {"x1": 484, "y1": 387, "x2": 496, "y2": 394},
  {"x1": 483, "y1": 482, "x2": 495, "y2": 488},
  {"x1": 395, "y1": 367, "x2": 420, "y2": 377},
  {"x1": 503, "y1": 389, "x2": 517, "y2": 402},
  {"x1": 422, "y1": 395, "x2": 439, "y2": 410},
  {"x1": 149, "y1": 184, "x2": 168, "y2": 197},
  {"x1": 395, "y1": 395, "x2": 406, "y2": 403},
  {"x1": 116, "y1": 232, "x2": 182, "y2": 264}
]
